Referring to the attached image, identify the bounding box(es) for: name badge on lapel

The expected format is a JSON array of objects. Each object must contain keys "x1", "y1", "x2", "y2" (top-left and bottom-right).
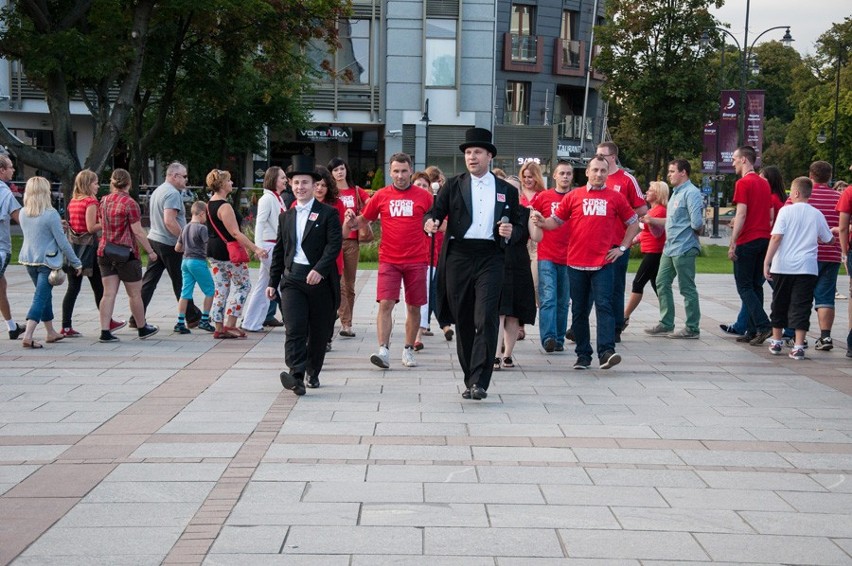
[
  {"x1": 496, "y1": 193, "x2": 506, "y2": 203},
  {"x1": 308, "y1": 212, "x2": 319, "y2": 222}
]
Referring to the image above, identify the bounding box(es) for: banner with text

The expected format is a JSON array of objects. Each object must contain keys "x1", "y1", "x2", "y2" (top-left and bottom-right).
[{"x1": 708, "y1": 90, "x2": 764, "y2": 174}]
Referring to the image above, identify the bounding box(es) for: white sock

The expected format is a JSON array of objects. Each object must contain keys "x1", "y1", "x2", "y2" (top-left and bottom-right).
[{"x1": 6, "y1": 320, "x2": 16, "y2": 331}]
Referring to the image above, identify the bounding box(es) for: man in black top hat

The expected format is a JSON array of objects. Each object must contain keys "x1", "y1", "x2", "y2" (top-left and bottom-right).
[
  {"x1": 267, "y1": 155, "x2": 342, "y2": 395},
  {"x1": 425, "y1": 127, "x2": 525, "y2": 400}
]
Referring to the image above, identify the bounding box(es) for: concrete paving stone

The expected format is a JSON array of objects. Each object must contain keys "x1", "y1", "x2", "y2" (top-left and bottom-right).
[
  {"x1": 425, "y1": 483, "x2": 545, "y2": 504},
  {"x1": 0, "y1": 464, "x2": 40, "y2": 486},
  {"x1": 695, "y1": 533, "x2": 852, "y2": 565},
  {"x1": 379, "y1": 402, "x2": 467, "y2": 414},
  {"x1": 497, "y1": 559, "x2": 640, "y2": 565},
  {"x1": 205, "y1": 555, "x2": 350, "y2": 565},
  {"x1": 776, "y1": 490, "x2": 852, "y2": 513},
  {"x1": 595, "y1": 414, "x2": 692, "y2": 426},
  {"x1": 558, "y1": 529, "x2": 709, "y2": 561},
  {"x1": 353, "y1": 557, "x2": 494, "y2": 566},
  {"x1": 559, "y1": 424, "x2": 659, "y2": 439},
  {"x1": 586, "y1": 468, "x2": 705, "y2": 488},
  {"x1": 611, "y1": 507, "x2": 754, "y2": 534},
  {"x1": 834, "y1": 539, "x2": 852, "y2": 557},
  {"x1": 578, "y1": 394, "x2": 668, "y2": 406},
  {"x1": 157, "y1": 421, "x2": 260, "y2": 434},
  {"x1": 541, "y1": 484, "x2": 669, "y2": 507},
  {"x1": 714, "y1": 406, "x2": 810, "y2": 418},
  {"x1": 1, "y1": 411, "x2": 73, "y2": 423},
  {"x1": 130, "y1": 442, "x2": 243, "y2": 459},
  {"x1": 739, "y1": 510, "x2": 852, "y2": 537},
  {"x1": 284, "y1": 410, "x2": 334, "y2": 422},
  {"x1": 424, "y1": 526, "x2": 563, "y2": 557},
  {"x1": 232, "y1": 481, "x2": 305, "y2": 504},
  {"x1": 253, "y1": 463, "x2": 367, "y2": 482},
  {"x1": 374, "y1": 422, "x2": 468, "y2": 436},
  {"x1": 58, "y1": 502, "x2": 202, "y2": 528},
  {"x1": 368, "y1": 445, "x2": 471, "y2": 461},
  {"x1": 746, "y1": 428, "x2": 851, "y2": 443},
  {"x1": 332, "y1": 411, "x2": 422, "y2": 423},
  {"x1": 278, "y1": 422, "x2": 377, "y2": 436},
  {"x1": 13, "y1": 556, "x2": 167, "y2": 565},
  {"x1": 572, "y1": 448, "x2": 682, "y2": 465},
  {"x1": 20, "y1": 526, "x2": 183, "y2": 558},
  {"x1": 471, "y1": 446, "x2": 577, "y2": 463},
  {"x1": 780, "y1": 452, "x2": 852, "y2": 471},
  {"x1": 810, "y1": 473, "x2": 852, "y2": 492},
  {"x1": 674, "y1": 449, "x2": 794, "y2": 468},
  {"x1": 167, "y1": 411, "x2": 270, "y2": 424},
  {"x1": 652, "y1": 425, "x2": 756, "y2": 441},
  {"x1": 105, "y1": 463, "x2": 228, "y2": 482},
  {"x1": 302, "y1": 481, "x2": 423, "y2": 503},
  {"x1": 422, "y1": 412, "x2": 512, "y2": 424},
  {"x1": 487, "y1": 504, "x2": 619, "y2": 529},
  {"x1": 366, "y1": 464, "x2": 478, "y2": 483},
  {"x1": 83, "y1": 481, "x2": 216, "y2": 503},
  {"x1": 696, "y1": 470, "x2": 826, "y2": 491},
  {"x1": 282, "y1": 525, "x2": 422, "y2": 555},
  {"x1": 264, "y1": 443, "x2": 370, "y2": 460},
  {"x1": 657, "y1": 487, "x2": 794, "y2": 511},
  {"x1": 208, "y1": 525, "x2": 286, "y2": 554},
  {"x1": 0, "y1": 422, "x2": 101, "y2": 436},
  {"x1": 466, "y1": 423, "x2": 566, "y2": 437},
  {"x1": 227, "y1": 501, "x2": 361, "y2": 526},
  {"x1": 686, "y1": 415, "x2": 787, "y2": 428},
  {"x1": 476, "y1": 465, "x2": 592, "y2": 485},
  {"x1": 360, "y1": 502, "x2": 488, "y2": 527}
]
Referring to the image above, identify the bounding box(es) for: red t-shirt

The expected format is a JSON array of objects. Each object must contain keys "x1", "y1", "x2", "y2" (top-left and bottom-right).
[
  {"x1": 361, "y1": 185, "x2": 432, "y2": 264},
  {"x1": 770, "y1": 193, "x2": 784, "y2": 227},
  {"x1": 605, "y1": 168, "x2": 645, "y2": 245},
  {"x1": 786, "y1": 184, "x2": 840, "y2": 262},
  {"x1": 531, "y1": 189, "x2": 571, "y2": 265},
  {"x1": 639, "y1": 204, "x2": 667, "y2": 254},
  {"x1": 68, "y1": 196, "x2": 98, "y2": 234},
  {"x1": 835, "y1": 185, "x2": 852, "y2": 249},
  {"x1": 733, "y1": 172, "x2": 772, "y2": 245},
  {"x1": 338, "y1": 186, "x2": 372, "y2": 240},
  {"x1": 553, "y1": 186, "x2": 637, "y2": 268}
]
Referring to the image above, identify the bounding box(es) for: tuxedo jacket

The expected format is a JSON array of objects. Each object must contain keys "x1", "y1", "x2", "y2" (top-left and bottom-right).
[{"x1": 268, "y1": 199, "x2": 342, "y2": 310}]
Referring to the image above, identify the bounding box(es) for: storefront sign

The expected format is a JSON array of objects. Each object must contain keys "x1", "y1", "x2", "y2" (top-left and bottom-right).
[{"x1": 297, "y1": 126, "x2": 352, "y2": 143}]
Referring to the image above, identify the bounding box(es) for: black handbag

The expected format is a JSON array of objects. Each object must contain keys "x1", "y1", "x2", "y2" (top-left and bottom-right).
[{"x1": 103, "y1": 241, "x2": 132, "y2": 263}]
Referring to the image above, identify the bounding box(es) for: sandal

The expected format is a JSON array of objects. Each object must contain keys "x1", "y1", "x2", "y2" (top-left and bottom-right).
[
  {"x1": 22, "y1": 339, "x2": 43, "y2": 349},
  {"x1": 223, "y1": 326, "x2": 246, "y2": 338},
  {"x1": 502, "y1": 356, "x2": 514, "y2": 368},
  {"x1": 213, "y1": 330, "x2": 236, "y2": 339},
  {"x1": 46, "y1": 334, "x2": 65, "y2": 343}
]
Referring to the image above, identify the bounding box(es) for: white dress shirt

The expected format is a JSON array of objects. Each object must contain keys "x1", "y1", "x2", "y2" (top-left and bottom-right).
[
  {"x1": 293, "y1": 198, "x2": 314, "y2": 266},
  {"x1": 255, "y1": 190, "x2": 286, "y2": 244},
  {"x1": 464, "y1": 172, "x2": 497, "y2": 240}
]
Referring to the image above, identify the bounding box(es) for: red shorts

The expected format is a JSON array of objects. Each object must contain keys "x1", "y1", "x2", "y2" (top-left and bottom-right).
[{"x1": 377, "y1": 262, "x2": 428, "y2": 306}]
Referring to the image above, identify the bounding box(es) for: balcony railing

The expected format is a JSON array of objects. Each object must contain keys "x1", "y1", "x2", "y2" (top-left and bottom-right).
[
  {"x1": 556, "y1": 114, "x2": 593, "y2": 141},
  {"x1": 502, "y1": 33, "x2": 542, "y2": 73},
  {"x1": 503, "y1": 110, "x2": 529, "y2": 126},
  {"x1": 553, "y1": 38, "x2": 585, "y2": 77}
]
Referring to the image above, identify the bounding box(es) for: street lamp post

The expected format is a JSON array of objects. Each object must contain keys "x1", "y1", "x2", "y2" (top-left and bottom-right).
[
  {"x1": 830, "y1": 44, "x2": 844, "y2": 184},
  {"x1": 420, "y1": 99, "x2": 430, "y2": 171}
]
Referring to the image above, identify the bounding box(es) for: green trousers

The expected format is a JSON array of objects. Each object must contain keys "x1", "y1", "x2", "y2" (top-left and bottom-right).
[{"x1": 656, "y1": 249, "x2": 700, "y2": 332}]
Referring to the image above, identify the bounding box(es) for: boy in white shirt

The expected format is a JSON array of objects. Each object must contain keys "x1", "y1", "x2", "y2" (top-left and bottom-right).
[{"x1": 764, "y1": 177, "x2": 834, "y2": 360}]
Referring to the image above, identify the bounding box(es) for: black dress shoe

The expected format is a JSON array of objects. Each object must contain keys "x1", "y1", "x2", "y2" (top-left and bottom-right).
[
  {"x1": 736, "y1": 333, "x2": 756, "y2": 343},
  {"x1": 9, "y1": 323, "x2": 24, "y2": 340},
  {"x1": 306, "y1": 374, "x2": 320, "y2": 389},
  {"x1": 279, "y1": 371, "x2": 306, "y2": 395},
  {"x1": 264, "y1": 318, "x2": 284, "y2": 327},
  {"x1": 470, "y1": 385, "x2": 487, "y2": 400},
  {"x1": 461, "y1": 388, "x2": 471, "y2": 399}
]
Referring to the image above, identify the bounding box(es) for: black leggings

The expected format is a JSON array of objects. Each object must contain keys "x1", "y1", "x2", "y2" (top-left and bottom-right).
[
  {"x1": 62, "y1": 260, "x2": 104, "y2": 328},
  {"x1": 630, "y1": 252, "x2": 662, "y2": 295}
]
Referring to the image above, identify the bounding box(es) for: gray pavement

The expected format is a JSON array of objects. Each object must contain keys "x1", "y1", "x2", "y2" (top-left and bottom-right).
[{"x1": 1, "y1": 264, "x2": 851, "y2": 565}]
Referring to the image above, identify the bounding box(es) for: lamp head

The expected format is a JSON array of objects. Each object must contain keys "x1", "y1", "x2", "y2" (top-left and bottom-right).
[
  {"x1": 781, "y1": 27, "x2": 794, "y2": 46},
  {"x1": 700, "y1": 30, "x2": 710, "y2": 50}
]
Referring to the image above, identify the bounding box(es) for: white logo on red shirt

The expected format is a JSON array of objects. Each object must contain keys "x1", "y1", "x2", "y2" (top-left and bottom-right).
[
  {"x1": 341, "y1": 195, "x2": 355, "y2": 208},
  {"x1": 582, "y1": 198, "x2": 608, "y2": 216},
  {"x1": 550, "y1": 202, "x2": 559, "y2": 217},
  {"x1": 388, "y1": 200, "x2": 415, "y2": 217}
]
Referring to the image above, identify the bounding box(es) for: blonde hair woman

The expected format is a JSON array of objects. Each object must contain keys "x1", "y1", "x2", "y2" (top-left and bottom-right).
[
  {"x1": 623, "y1": 181, "x2": 670, "y2": 329},
  {"x1": 205, "y1": 169, "x2": 267, "y2": 339},
  {"x1": 517, "y1": 161, "x2": 546, "y2": 340},
  {"x1": 17, "y1": 177, "x2": 82, "y2": 348},
  {"x1": 97, "y1": 168, "x2": 160, "y2": 342}
]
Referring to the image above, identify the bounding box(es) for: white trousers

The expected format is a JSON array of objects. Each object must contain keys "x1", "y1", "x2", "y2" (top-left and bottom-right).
[{"x1": 241, "y1": 241, "x2": 276, "y2": 330}]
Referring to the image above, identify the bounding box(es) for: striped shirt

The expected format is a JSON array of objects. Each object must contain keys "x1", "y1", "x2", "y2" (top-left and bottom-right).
[{"x1": 785, "y1": 184, "x2": 840, "y2": 263}]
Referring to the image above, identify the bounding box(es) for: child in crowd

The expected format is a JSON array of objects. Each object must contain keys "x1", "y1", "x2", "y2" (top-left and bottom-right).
[
  {"x1": 174, "y1": 201, "x2": 216, "y2": 334},
  {"x1": 763, "y1": 177, "x2": 834, "y2": 360}
]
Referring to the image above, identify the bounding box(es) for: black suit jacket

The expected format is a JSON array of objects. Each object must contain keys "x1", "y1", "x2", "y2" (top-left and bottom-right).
[{"x1": 268, "y1": 199, "x2": 342, "y2": 310}]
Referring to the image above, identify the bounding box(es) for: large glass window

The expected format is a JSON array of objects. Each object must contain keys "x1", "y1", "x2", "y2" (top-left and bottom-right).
[
  {"x1": 425, "y1": 19, "x2": 456, "y2": 87},
  {"x1": 510, "y1": 4, "x2": 536, "y2": 62},
  {"x1": 307, "y1": 18, "x2": 376, "y2": 85},
  {"x1": 560, "y1": 10, "x2": 581, "y2": 68},
  {"x1": 505, "y1": 81, "x2": 529, "y2": 125}
]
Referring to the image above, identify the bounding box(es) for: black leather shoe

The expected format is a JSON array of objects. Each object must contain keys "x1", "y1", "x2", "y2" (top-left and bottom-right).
[
  {"x1": 306, "y1": 374, "x2": 320, "y2": 389},
  {"x1": 8, "y1": 323, "x2": 24, "y2": 340},
  {"x1": 749, "y1": 330, "x2": 773, "y2": 346},
  {"x1": 264, "y1": 318, "x2": 284, "y2": 327},
  {"x1": 736, "y1": 333, "x2": 756, "y2": 343},
  {"x1": 461, "y1": 388, "x2": 471, "y2": 399},
  {"x1": 280, "y1": 371, "x2": 306, "y2": 395},
  {"x1": 470, "y1": 385, "x2": 487, "y2": 400}
]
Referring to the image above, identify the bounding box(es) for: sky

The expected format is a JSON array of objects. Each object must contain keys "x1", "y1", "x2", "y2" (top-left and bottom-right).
[{"x1": 711, "y1": 0, "x2": 850, "y2": 56}]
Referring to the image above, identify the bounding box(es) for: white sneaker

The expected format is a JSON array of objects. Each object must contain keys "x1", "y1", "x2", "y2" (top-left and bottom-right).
[
  {"x1": 370, "y1": 345, "x2": 390, "y2": 369},
  {"x1": 402, "y1": 346, "x2": 417, "y2": 367}
]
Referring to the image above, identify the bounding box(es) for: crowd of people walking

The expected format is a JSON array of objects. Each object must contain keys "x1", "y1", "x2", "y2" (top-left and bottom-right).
[{"x1": 0, "y1": 129, "x2": 849, "y2": 399}]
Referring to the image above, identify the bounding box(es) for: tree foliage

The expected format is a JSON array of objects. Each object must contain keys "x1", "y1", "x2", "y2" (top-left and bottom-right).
[{"x1": 594, "y1": 0, "x2": 722, "y2": 182}]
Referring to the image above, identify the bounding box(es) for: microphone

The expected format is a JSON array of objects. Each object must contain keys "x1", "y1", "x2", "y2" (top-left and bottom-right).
[
  {"x1": 500, "y1": 215, "x2": 510, "y2": 244},
  {"x1": 430, "y1": 181, "x2": 440, "y2": 194}
]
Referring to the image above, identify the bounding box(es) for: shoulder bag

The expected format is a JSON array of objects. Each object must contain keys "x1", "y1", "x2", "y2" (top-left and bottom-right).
[
  {"x1": 354, "y1": 188, "x2": 374, "y2": 244},
  {"x1": 207, "y1": 202, "x2": 250, "y2": 264}
]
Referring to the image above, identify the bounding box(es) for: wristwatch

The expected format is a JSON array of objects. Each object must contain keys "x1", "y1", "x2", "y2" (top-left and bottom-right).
[{"x1": 618, "y1": 245, "x2": 627, "y2": 253}]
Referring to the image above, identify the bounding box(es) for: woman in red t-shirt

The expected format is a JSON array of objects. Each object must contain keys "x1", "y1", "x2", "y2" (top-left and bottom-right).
[
  {"x1": 517, "y1": 161, "x2": 546, "y2": 341},
  {"x1": 624, "y1": 181, "x2": 669, "y2": 329},
  {"x1": 762, "y1": 165, "x2": 786, "y2": 227}
]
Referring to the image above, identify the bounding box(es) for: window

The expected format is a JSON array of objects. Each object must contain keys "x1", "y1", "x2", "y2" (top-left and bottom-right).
[
  {"x1": 560, "y1": 10, "x2": 576, "y2": 41},
  {"x1": 307, "y1": 18, "x2": 377, "y2": 85},
  {"x1": 505, "y1": 81, "x2": 529, "y2": 125},
  {"x1": 560, "y1": 10, "x2": 581, "y2": 69},
  {"x1": 425, "y1": 19, "x2": 456, "y2": 87},
  {"x1": 510, "y1": 4, "x2": 536, "y2": 62}
]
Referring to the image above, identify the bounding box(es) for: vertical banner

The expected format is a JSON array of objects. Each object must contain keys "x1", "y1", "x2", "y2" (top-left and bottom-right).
[
  {"x1": 717, "y1": 90, "x2": 739, "y2": 173},
  {"x1": 745, "y1": 90, "x2": 765, "y2": 169},
  {"x1": 701, "y1": 121, "x2": 717, "y2": 173}
]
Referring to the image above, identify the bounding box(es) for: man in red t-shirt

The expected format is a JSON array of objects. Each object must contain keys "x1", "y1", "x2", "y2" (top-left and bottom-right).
[
  {"x1": 531, "y1": 159, "x2": 573, "y2": 352},
  {"x1": 535, "y1": 155, "x2": 640, "y2": 370},
  {"x1": 728, "y1": 145, "x2": 773, "y2": 345},
  {"x1": 597, "y1": 142, "x2": 647, "y2": 341},
  {"x1": 345, "y1": 152, "x2": 433, "y2": 370},
  {"x1": 835, "y1": 180, "x2": 852, "y2": 356}
]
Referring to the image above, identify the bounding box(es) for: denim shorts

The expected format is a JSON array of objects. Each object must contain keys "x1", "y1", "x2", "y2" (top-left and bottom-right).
[{"x1": 813, "y1": 261, "x2": 840, "y2": 309}]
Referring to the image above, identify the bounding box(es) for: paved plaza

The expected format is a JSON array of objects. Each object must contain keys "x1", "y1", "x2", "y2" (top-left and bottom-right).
[{"x1": 0, "y1": 264, "x2": 851, "y2": 565}]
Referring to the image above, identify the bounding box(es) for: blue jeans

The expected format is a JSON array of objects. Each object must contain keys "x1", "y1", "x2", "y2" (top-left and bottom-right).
[
  {"x1": 610, "y1": 249, "x2": 630, "y2": 332},
  {"x1": 538, "y1": 260, "x2": 569, "y2": 346},
  {"x1": 568, "y1": 264, "x2": 615, "y2": 360},
  {"x1": 733, "y1": 238, "x2": 771, "y2": 334},
  {"x1": 26, "y1": 265, "x2": 54, "y2": 322}
]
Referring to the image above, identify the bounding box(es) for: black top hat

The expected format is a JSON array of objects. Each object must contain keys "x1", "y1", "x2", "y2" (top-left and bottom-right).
[
  {"x1": 290, "y1": 155, "x2": 322, "y2": 181},
  {"x1": 459, "y1": 127, "x2": 497, "y2": 156}
]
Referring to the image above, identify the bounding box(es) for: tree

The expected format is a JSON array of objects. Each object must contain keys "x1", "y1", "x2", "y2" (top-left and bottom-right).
[{"x1": 594, "y1": 0, "x2": 722, "y2": 182}]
